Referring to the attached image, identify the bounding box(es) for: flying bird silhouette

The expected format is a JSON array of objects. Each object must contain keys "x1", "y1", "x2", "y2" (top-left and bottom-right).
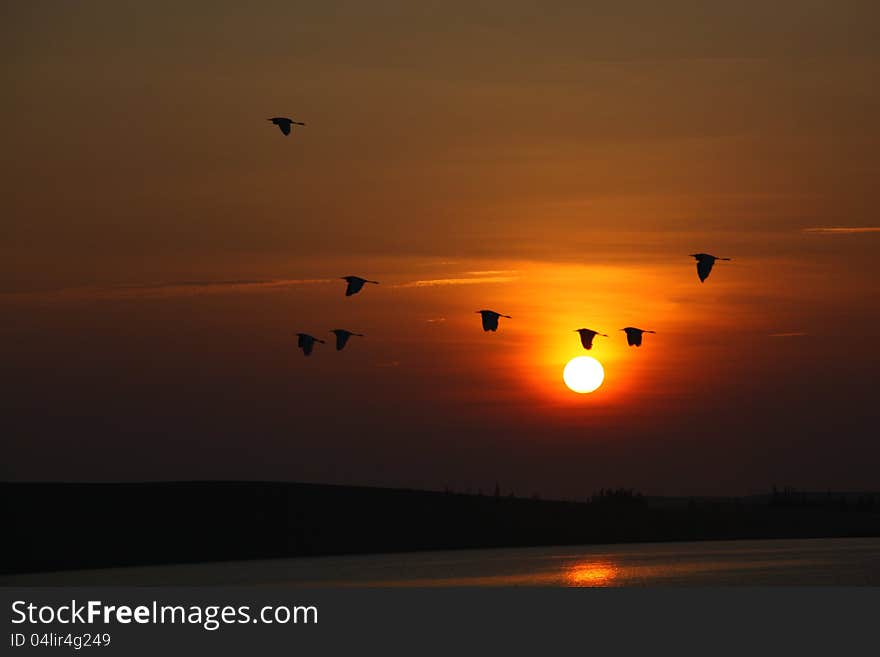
[
  {"x1": 268, "y1": 117, "x2": 306, "y2": 136},
  {"x1": 342, "y1": 276, "x2": 379, "y2": 297},
  {"x1": 621, "y1": 327, "x2": 655, "y2": 347},
  {"x1": 331, "y1": 329, "x2": 364, "y2": 351},
  {"x1": 690, "y1": 253, "x2": 731, "y2": 283},
  {"x1": 476, "y1": 310, "x2": 511, "y2": 332},
  {"x1": 296, "y1": 333, "x2": 324, "y2": 356},
  {"x1": 575, "y1": 328, "x2": 608, "y2": 350}
]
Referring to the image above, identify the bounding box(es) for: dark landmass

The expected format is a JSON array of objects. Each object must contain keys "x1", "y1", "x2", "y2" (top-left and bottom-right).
[{"x1": 3, "y1": 481, "x2": 879, "y2": 576}]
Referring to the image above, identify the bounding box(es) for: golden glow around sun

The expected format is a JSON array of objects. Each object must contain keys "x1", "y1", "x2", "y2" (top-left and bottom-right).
[{"x1": 563, "y1": 356, "x2": 605, "y2": 393}]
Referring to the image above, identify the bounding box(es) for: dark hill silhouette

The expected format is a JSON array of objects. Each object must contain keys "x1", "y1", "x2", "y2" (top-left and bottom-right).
[{"x1": 2, "y1": 481, "x2": 878, "y2": 576}]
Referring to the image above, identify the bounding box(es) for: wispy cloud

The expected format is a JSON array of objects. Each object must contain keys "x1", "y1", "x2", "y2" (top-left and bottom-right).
[
  {"x1": 1, "y1": 279, "x2": 333, "y2": 302},
  {"x1": 396, "y1": 275, "x2": 518, "y2": 288},
  {"x1": 802, "y1": 227, "x2": 880, "y2": 234},
  {"x1": 769, "y1": 332, "x2": 810, "y2": 338}
]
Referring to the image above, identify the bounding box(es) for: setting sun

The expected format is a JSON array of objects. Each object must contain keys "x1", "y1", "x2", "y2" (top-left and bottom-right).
[{"x1": 562, "y1": 356, "x2": 605, "y2": 394}]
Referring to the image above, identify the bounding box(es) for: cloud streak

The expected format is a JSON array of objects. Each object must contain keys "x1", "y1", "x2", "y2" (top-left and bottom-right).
[
  {"x1": 802, "y1": 227, "x2": 880, "y2": 234},
  {"x1": 1, "y1": 279, "x2": 333, "y2": 302},
  {"x1": 395, "y1": 275, "x2": 518, "y2": 288}
]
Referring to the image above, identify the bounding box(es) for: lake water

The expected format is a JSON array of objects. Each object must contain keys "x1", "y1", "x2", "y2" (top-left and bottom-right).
[{"x1": 3, "y1": 537, "x2": 879, "y2": 586}]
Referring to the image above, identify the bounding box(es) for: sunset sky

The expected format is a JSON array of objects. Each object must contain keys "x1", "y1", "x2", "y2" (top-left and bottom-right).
[{"x1": 3, "y1": 1, "x2": 879, "y2": 496}]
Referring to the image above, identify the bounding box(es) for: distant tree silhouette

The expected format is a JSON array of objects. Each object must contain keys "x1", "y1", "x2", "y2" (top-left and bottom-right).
[
  {"x1": 857, "y1": 494, "x2": 876, "y2": 511},
  {"x1": 6, "y1": 481, "x2": 880, "y2": 576},
  {"x1": 591, "y1": 488, "x2": 646, "y2": 507}
]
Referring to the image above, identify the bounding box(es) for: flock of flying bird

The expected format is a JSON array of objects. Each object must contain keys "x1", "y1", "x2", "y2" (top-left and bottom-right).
[
  {"x1": 268, "y1": 117, "x2": 732, "y2": 357},
  {"x1": 295, "y1": 276, "x2": 375, "y2": 356}
]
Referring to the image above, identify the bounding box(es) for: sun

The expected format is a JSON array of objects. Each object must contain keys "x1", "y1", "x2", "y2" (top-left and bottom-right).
[{"x1": 563, "y1": 356, "x2": 605, "y2": 393}]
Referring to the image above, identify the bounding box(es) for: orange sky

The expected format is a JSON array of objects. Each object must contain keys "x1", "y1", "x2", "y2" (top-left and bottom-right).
[{"x1": 2, "y1": 2, "x2": 879, "y2": 495}]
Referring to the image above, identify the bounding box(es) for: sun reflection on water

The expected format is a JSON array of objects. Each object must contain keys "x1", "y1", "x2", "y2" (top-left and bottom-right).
[{"x1": 565, "y1": 561, "x2": 619, "y2": 587}]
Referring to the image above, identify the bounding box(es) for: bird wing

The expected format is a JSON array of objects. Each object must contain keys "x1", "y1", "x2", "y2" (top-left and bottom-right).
[
  {"x1": 279, "y1": 121, "x2": 291, "y2": 135},
  {"x1": 624, "y1": 329, "x2": 642, "y2": 346},
  {"x1": 302, "y1": 340, "x2": 313, "y2": 355},
  {"x1": 480, "y1": 313, "x2": 498, "y2": 331},
  {"x1": 336, "y1": 332, "x2": 350, "y2": 350},
  {"x1": 579, "y1": 331, "x2": 594, "y2": 349},
  {"x1": 696, "y1": 258, "x2": 714, "y2": 282},
  {"x1": 345, "y1": 278, "x2": 365, "y2": 296}
]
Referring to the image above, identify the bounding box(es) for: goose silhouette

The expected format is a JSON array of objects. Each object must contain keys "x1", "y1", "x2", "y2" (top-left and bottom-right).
[
  {"x1": 690, "y1": 253, "x2": 731, "y2": 283},
  {"x1": 574, "y1": 328, "x2": 608, "y2": 350},
  {"x1": 330, "y1": 329, "x2": 364, "y2": 351},
  {"x1": 621, "y1": 327, "x2": 655, "y2": 347},
  {"x1": 342, "y1": 276, "x2": 379, "y2": 297},
  {"x1": 476, "y1": 310, "x2": 511, "y2": 332},
  {"x1": 268, "y1": 117, "x2": 305, "y2": 136},
  {"x1": 295, "y1": 333, "x2": 324, "y2": 356}
]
